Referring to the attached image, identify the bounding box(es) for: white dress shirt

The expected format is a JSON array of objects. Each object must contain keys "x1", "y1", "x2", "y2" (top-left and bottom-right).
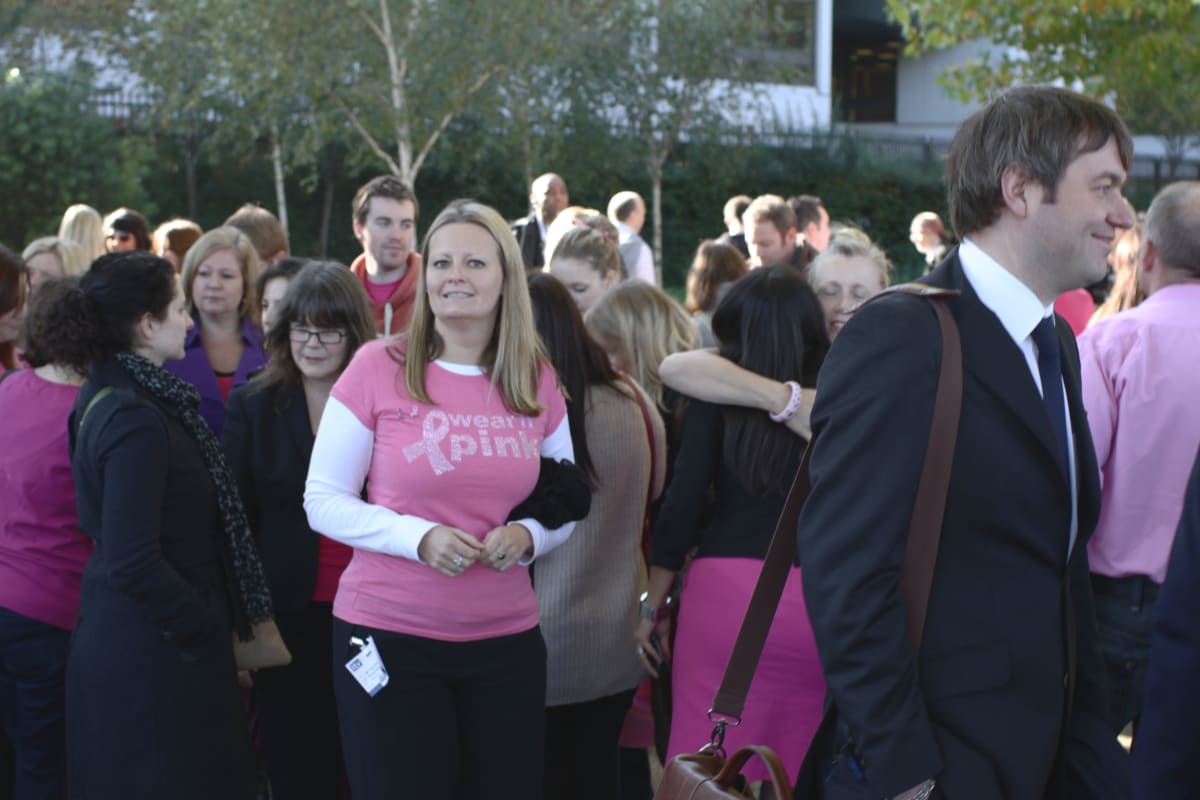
[{"x1": 958, "y1": 239, "x2": 1078, "y2": 554}]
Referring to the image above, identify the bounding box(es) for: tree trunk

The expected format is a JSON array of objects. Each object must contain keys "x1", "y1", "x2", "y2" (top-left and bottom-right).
[
  {"x1": 271, "y1": 122, "x2": 288, "y2": 236},
  {"x1": 318, "y1": 142, "x2": 344, "y2": 259},
  {"x1": 183, "y1": 140, "x2": 200, "y2": 221},
  {"x1": 649, "y1": 157, "x2": 664, "y2": 287}
]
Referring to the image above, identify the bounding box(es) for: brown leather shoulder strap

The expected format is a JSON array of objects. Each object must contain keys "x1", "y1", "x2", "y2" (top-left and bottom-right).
[{"x1": 710, "y1": 285, "x2": 962, "y2": 724}]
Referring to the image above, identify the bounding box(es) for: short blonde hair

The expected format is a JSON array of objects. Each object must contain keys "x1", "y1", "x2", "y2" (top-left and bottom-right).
[
  {"x1": 808, "y1": 228, "x2": 892, "y2": 290},
  {"x1": 22, "y1": 236, "x2": 88, "y2": 277},
  {"x1": 585, "y1": 281, "x2": 698, "y2": 410},
  {"x1": 402, "y1": 199, "x2": 546, "y2": 416},
  {"x1": 179, "y1": 226, "x2": 262, "y2": 321},
  {"x1": 57, "y1": 204, "x2": 106, "y2": 264}
]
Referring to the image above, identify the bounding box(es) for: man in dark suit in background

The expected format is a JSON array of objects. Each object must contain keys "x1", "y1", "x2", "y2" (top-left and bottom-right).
[
  {"x1": 512, "y1": 172, "x2": 568, "y2": 271},
  {"x1": 798, "y1": 86, "x2": 1135, "y2": 799}
]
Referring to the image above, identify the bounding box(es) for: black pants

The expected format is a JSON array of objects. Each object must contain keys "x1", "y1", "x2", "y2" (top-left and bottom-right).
[
  {"x1": 332, "y1": 618, "x2": 546, "y2": 800},
  {"x1": 0, "y1": 607, "x2": 69, "y2": 800},
  {"x1": 544, "y1": 688, "x2": 637, "y2": 800},
  {"x1": 255, "y1": 603, "x2": 344, "y2": 800},
  {"x1": 1092, "y1": 574, "x2": 1158, "y2": 740}
]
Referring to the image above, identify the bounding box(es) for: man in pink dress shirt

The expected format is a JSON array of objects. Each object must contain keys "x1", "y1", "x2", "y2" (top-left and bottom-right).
[{"x1": 1079, "y1": 180, "x2": 1200, "y2": 744}]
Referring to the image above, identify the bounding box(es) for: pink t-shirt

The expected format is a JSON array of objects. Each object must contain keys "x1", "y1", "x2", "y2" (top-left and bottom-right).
[
  {"x1": 329, "y1": 340, "x2": 567, "y2": 641},
  {"x1": 0, "y1": 370, "x2": 93, "y2": 630},
  {"x1": 365, "y1": 278, "x2": 403, "y2": 310}
]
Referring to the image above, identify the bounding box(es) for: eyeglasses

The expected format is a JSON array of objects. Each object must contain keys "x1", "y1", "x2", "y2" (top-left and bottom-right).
[{"x1": 289, "y1": 326, "x2": 346, "y2": 345}]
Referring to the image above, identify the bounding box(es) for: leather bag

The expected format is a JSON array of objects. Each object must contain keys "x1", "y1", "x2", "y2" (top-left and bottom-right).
[
  {"x1": 657, "y1": 747, "x2": 792, "y2": 799},
  {"x1": 233, "y1": 618, "x2": 292, "y2": 671},
  {"x1": 654, "y1": 285, "x2": 963, "y2": 800}
]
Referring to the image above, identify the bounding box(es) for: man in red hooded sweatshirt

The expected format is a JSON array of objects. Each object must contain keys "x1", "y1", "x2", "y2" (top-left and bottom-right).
[{"x1": 350, "y1": 175, "x2": 421, "y2": 337}]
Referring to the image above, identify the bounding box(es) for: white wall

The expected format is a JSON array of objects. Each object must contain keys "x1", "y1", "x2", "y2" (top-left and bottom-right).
[{"x1": 896, "y1": 39, "x2": 990, "y2": 126}]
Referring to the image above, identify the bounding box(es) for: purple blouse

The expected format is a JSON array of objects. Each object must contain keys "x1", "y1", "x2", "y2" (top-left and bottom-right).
[{"x1": 165, "y1": 316, "x2": 266, "y2": 438}]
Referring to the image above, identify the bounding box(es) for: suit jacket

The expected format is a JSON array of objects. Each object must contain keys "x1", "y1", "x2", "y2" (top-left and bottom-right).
[
  {"x1": 512, "y1": 213, "x2": 544, "y2": 270},
  {"x1": 1133, "y1": 445, "x2": 1200, "y2": 799},
  {"x1": 67, "y1": 356, "x2": 255, "y2": 798},
  {"x1": 222, "y1": 381, "x2": 323, "y2": 611},
  {"x1": 798, "y1": 253, "x2": 1126, "y2": 799}
]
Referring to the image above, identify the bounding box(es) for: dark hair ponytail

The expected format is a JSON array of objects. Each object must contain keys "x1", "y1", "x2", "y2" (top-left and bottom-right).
[{"x1": 53, "y1": 252, "x2": 178, "y2": 372}]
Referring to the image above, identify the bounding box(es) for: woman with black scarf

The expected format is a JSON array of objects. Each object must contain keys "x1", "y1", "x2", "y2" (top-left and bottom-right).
[{"x1": 62, "y1": 252, "x2": 272, "y2": 799}]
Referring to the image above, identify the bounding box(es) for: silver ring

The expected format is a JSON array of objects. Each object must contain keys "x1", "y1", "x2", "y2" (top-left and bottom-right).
[
  {"x1": 452, "y1": 555, "x2": 464, "y2": 568},
  {"x1": 497, "y1": 551, "x2": 507, "y2": 560},
  {"x1": 636, "y1": 645, "x2": 645, "y2": 657}
]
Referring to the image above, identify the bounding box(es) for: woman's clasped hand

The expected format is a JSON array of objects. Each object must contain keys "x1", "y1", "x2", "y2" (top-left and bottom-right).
[{"x1": 419, "y1": 523, "x2": 532, "y2": 576}]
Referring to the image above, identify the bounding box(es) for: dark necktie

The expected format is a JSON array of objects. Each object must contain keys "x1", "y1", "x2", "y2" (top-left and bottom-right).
[{"x1": 1031, "y1": 316, "x2": 1070, "y2": 472}]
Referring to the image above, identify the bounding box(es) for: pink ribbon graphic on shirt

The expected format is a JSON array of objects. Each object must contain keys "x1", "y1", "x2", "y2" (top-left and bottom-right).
[{"x1": 402, "y1": 410, "x2": 454, "y2": 475}]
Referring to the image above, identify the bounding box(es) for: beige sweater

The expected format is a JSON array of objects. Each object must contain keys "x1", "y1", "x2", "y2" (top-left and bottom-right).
[{"x1": 536, "y1": 379, "x2": 667, "y2": 706}]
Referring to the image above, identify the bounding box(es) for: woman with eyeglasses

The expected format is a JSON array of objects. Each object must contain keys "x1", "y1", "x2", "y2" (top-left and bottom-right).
[
  {"x1": 165, "y1": 227, "x2": 267, "y2": 437},
  {"x1": 222, "y1": 261, "x2": 374, "y2": 800}
]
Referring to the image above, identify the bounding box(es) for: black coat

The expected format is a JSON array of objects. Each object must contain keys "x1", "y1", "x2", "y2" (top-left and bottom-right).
[
  {"x1": 512, "y1": 213, "x2": 544, "y2": 270},
  {"x1": 222, "y1": 381, "x2": 322, "y2": 611},
  {"x1": 798, "y1": 254, "x2": 1127, "y2": 799},
  {"x1": 1133, "y1": 445, "x2": 1200, "y2": 799},
  {"x1": 67, "y1": 357, "x2": 255, "y2": 800}
]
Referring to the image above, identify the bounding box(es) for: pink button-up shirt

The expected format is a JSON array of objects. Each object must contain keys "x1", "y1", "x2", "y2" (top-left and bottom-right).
[{"x1": 1080, "y1": 282, "x2": 1200, "y2": 583}]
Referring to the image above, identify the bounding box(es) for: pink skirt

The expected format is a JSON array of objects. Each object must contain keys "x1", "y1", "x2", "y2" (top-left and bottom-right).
[{"x1": 667, "y1": 557, "x2": 825, "y2": 783}]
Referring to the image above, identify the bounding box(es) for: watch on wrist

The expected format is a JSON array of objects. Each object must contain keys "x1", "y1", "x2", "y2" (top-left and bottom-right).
[{"x1": 639, "y1": 591, "x2": 670, "y2": 623}]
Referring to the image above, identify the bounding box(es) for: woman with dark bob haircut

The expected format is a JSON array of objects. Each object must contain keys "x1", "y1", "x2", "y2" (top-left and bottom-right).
[
  {"x1": 684, "y1": 239, "x2": 748, "y2": 347},
  {"x1": 222, "y1": 261, "x2": 374, "y2": 799},
  {"x1": 634, "y1": 266, "x2": 830, "y2": 784},
  {"x1": 62, "y1": 252, "x2": 273, "y2": 799},
  {"x1": 0, "y1": 278, "x2": 93, "y2": 799}
]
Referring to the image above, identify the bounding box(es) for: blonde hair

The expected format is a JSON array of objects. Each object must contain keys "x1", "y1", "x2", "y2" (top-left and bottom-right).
[
  {"x1": 550, "y1": 225, "x2": 622, "y2": 280},
  {"x1": 22, "y1": 236, "x2": 88, "y2": 277},
  {"x1": 808, "y1": 228, "x2": 892, "y2": 290},
  {"x1": 1092, "y1": 211, "x2": 1145, "y2": 324},
  {"x1": 403, "y1": 199, "x2": 546, "y2": 415},
  {"x1": 542, "y1": 206, "x2": 618, "y2": 270},
  {"x1": 585, "y1": 281, "x2": 698, "y2": 410},
  {"x1": 179, "y1": 226, "x2": 263, "y2": 321},
  {"x1": 57, "y1": 204, "x2": 106, "y2": 264}
]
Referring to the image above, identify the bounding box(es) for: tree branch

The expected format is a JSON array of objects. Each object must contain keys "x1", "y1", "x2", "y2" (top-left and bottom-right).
[
  {"x1": 328, "y1": 89, "x2": 402, "y2": 175},
  {"x1": 354, "y1": 3, "x2": 387, "y2": 47}
]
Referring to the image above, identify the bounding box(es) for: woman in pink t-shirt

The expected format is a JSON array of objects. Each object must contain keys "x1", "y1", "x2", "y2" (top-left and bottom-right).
[
  {"x1": 305, "y1": 200, "x2": 576, "y2": 800},
  {"x1": 0, "y1": 277, "x2": 92, "y2": 799}
]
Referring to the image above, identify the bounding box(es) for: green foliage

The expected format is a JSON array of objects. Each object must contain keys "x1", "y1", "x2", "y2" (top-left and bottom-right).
[
  {"x1": 884, "y1": 0, "x2": 1200, "y2": 158},
  {"x1": 0, "y1": 70, "x2": 147, "y2": 248}
]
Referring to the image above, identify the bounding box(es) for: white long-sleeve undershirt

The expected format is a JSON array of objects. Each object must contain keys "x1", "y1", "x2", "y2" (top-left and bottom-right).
[{"x1": 304, "y1": 396, "x2": 576, "y2": 565}]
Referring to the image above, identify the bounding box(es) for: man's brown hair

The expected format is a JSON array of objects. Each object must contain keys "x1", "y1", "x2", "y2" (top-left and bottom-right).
[
  {"x1": 352, "y1": 175, "x2": 419, "y2": 227},
  {"x1": 946, "y1": 85, "x2": 1133, "y2": 238}
]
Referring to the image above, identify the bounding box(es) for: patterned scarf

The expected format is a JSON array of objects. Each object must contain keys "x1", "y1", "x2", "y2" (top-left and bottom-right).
[{"x1": 115, "y1": 352, "x2": 273, "y2": 639}]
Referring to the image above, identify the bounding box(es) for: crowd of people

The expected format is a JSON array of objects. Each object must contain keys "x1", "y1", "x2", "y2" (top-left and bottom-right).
[{"x1": 0, "y1": 83, "x2": 1199, "y2": 800}]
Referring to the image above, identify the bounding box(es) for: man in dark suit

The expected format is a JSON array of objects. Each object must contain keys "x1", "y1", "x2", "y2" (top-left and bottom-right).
[
  {"x1": 511, "y1": 172, "x2": 568, "y2": 271},
  {"x1": 798, "y1": 86, "x2": 1136, "y2": 799},
  {"x1": 1134, "y1": 445, "x2": 1200, "y2": 798}
]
